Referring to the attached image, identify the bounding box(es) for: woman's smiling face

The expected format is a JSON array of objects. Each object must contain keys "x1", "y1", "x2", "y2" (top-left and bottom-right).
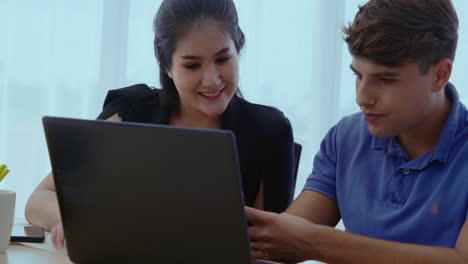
[{"x1": 167, "y1": 19, "x2": 240, "y2": 119}]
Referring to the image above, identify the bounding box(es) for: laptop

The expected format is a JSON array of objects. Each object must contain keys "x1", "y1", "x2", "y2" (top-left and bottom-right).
[{"x1": 43, "y1": 116, "x2": 276, "y2": 264}]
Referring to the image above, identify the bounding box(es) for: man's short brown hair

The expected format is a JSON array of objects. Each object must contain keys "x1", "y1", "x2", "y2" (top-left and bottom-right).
[{"x1": 343, "y1": 0, "x2": 459, "y2": 74}]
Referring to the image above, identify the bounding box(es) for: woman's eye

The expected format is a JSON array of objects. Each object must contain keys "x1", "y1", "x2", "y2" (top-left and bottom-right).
[
  {"x1": 184, "y1": 63, "x2": 200, "y2": 70},
  {"x1": 216, "y1": 56, "x2": 231, "y2": 64}
]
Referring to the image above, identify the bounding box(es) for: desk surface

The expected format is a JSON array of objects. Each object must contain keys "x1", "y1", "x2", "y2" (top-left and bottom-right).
[
  {"x1": 1, "y1": 220, "x2": 71, "y2": 264},
  {"x1": 2, "y1": 244, "x2": 291, "y2": 264},
  {"x1": 1, "y1": 244, "x2": 71, "y2": 264},
  {"x1": 2, "y1": 221, "x2": 288, "y2": 264},
  {"x1": 2, "y1": 244, "x2": 287, "y2": 264}
]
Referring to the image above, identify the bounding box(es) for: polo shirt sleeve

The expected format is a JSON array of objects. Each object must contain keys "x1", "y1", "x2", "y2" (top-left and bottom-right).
[{"x1": 303, "y1": 125, "x2": 338, "y2": 201}]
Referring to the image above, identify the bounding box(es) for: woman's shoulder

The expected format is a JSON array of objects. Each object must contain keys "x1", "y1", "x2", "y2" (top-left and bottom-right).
[
  {"x1": 228, "y1": 97, "x2": 293, "y2": 142},
  {"x1": 102, "y1": 83, "x2": 161, "y2": 105},
  {"x1": 97, "y1": 84, "x2": 163, "y2": 120},
  {"x1": 236, "y1": 97, "x2": 292, "y2": 130}
]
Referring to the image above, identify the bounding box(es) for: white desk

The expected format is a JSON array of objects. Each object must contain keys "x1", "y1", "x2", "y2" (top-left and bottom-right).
[
  {"x1": 1, "y1": 244, "x2": 71, "y2": 264},
  {"x1": 1, "y1": 221, "x2": 297, "y2": 264},
  {"x1": 2, "y1": 241, "x2": 305, "y2": 264},
  {"x1": 1, "y1": 220, "x2": 71, "y2": 264}
]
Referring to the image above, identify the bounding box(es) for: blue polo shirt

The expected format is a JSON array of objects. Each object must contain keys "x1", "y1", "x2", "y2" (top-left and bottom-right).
[{"x1": 304, "y1": 83, "x2": 468, "y2": 247}]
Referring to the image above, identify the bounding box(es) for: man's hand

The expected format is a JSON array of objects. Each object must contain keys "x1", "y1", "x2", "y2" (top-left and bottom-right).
[{"x1": 245, "y1": 206, "x2": 318, "y2": 263}]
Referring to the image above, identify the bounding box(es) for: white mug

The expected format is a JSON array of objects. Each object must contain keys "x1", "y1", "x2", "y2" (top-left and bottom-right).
[{"x1": 0, "y1": 190, "x2": 15, "y2": 253}]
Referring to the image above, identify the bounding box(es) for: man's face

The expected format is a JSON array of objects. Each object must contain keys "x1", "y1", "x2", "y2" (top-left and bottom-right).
[{"x1": 351, "y1": 57, "x2": 436, "y2": 138}]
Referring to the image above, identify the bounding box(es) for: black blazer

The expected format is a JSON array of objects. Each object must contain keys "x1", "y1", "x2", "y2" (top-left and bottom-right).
[{"x1": 97, "y1": 84, "x2": 295, "y2": 213}]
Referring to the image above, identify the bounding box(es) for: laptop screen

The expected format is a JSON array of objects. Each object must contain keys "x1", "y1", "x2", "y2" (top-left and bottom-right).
[{"x1": 43, "y1": 116, "x2": 256, "y2": 264}]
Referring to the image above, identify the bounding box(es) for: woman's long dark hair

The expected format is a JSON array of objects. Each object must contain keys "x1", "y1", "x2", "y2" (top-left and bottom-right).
[{"x1": 153, "y1": 0, "x2": 245, "y2": 113}]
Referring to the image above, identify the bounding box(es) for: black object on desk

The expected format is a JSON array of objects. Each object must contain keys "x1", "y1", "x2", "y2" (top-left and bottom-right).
[{"x1": 10, "y1": 225, "x2": 45, "y2": 243}]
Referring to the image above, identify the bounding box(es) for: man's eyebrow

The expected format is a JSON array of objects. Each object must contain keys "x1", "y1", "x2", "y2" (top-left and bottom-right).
[
  {"x1": 372, "y1": 72, "x2": 400, "y2": 78},
  {"x1": 349, "y1": 65, "x2": 400, "y2": 78}
]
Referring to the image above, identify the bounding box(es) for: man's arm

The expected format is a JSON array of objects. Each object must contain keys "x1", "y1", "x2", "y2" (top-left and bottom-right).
[
  {"x1": 309, "y1": 219, "x2": 468, "y2": 263},
  {"x1": 286, "y1": 190, "x2": 340, "y2": 227},
  {"x1": 246, "y1": 190, "x2": 468, "y2": 263}
]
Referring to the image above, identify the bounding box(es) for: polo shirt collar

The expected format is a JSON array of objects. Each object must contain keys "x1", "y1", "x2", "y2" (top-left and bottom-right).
[
  {"x1": 431, "y1": 82, "x2": 460, "y2": 163},
  {"x1": 371, "y1": 82, "x2": 460, "y2": 165}
]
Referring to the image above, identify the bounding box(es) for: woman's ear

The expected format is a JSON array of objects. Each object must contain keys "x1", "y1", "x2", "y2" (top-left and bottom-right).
[
  {"x1": 432, "y1": 59, "x2": 453, "y2": 92},
  {"x1": 165, "y1": 68, "x2": 173, "y2": 79}
]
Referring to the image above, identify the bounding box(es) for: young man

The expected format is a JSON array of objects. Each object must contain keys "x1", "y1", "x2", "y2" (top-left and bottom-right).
[{"x1": 246, "y1": 0, "x2": 468, "y2": 263}]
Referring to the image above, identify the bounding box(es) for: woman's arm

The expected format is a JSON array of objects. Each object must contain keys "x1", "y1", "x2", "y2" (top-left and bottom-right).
[
  {"x1": 262, "y1": 114, "x2": 295, "y2": 213},
  {"x1": 25, "y1": 172, "x2": 60, "y2": 231},
  {"x1": 253, "y1": 179, "x2": 264, "y2": 209},
  {"x1": 25, "y1": 114, "x2": 122, "y2": 231}
]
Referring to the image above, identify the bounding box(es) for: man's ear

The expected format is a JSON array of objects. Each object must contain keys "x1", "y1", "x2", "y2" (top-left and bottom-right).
[{"x1": 432, "y1": 59, "x2": 453, "y2": 92}]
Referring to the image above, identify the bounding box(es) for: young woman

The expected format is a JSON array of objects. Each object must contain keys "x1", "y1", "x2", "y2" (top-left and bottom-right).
[{"x1": 26, "y1": 0, "x2": 297, "y2": 249}]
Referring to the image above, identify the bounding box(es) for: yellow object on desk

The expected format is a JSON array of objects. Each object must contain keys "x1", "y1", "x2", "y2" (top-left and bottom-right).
[{"x1": 0, "y1": 164, "x2": 10, "y2": 182}]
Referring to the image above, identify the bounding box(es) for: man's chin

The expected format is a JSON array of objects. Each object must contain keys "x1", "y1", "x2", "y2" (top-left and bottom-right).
[{"x1": 367, "y1": 126, "x2": 394, "y2": 139}]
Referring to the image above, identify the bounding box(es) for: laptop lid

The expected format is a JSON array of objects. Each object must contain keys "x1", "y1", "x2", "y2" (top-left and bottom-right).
[{"x1": 42, "y1": 116, "x2": 256, "y2": 264}]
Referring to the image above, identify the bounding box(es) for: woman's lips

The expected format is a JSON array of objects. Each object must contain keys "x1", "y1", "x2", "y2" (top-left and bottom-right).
[{"x1": 199, "y1": 88, "x2": 224, "y2": 101}]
